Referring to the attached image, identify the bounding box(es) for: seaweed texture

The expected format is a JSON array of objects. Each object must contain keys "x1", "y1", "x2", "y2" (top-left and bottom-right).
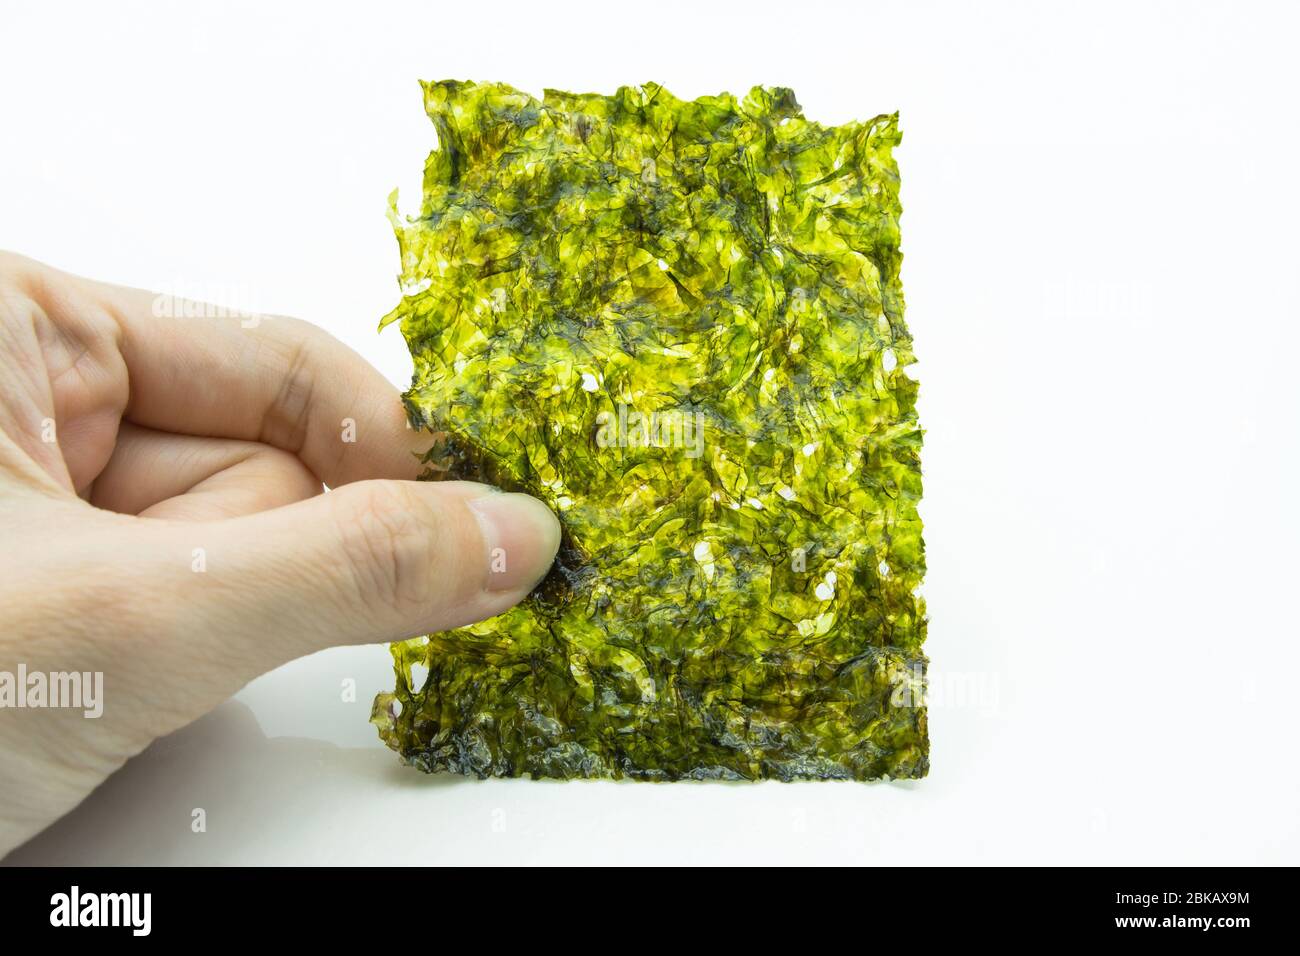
[{"x1": 371, "y1": 80, "x2": 927, "y2": 780}]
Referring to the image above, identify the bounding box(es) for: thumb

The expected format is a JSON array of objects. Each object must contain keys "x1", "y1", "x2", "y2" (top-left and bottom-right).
[{"x1": 174, "y1": 479, "x2": 561, "y2": 671}]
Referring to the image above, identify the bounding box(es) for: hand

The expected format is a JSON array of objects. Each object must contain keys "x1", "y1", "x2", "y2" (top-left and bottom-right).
[{"x1": 0, "y1": 253, "x2": 561, "y2": 855}]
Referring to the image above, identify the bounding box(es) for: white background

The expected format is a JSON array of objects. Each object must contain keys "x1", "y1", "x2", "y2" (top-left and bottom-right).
[{"x1": 2, "y1": 0, "x2": 1297, "y2": 865}]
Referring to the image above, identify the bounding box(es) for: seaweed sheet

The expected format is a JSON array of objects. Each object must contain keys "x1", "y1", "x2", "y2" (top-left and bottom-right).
[{"x1": 371, "y1": 80, "x2": 927, "y2": 780}]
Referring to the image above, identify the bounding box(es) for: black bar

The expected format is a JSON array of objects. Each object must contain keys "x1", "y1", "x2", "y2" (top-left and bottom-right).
[{"x1": 0, "y1": 866, "x2": 1286, "y2": 940}]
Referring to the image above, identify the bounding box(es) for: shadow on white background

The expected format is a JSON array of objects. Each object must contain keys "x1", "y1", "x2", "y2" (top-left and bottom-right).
[
  {"x1": 2, "y1": 702, "x2": 459, "y2": 866},
  {"x1": 4, "y1": 699, "x2": 937, "y2": 866}
]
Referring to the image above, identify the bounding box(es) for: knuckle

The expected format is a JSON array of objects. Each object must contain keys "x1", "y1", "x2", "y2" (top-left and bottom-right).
[
  {"x1": 0, "y1": 249, "x2": 34, "y2": 282},
  {"x1": 0, "y1": 254, "x2": 38, "y2": 314},
  {"x1": 332, "y1": 481, "x2": 445, "y2": 616},
  {"x1": 260, "y1": 336, "x2": 317, "y2": 455}
]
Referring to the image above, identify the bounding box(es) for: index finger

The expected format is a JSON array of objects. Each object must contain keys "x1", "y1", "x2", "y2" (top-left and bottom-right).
[{"x1": 91, "y1": 274, "x2": 430, "y2": 488}]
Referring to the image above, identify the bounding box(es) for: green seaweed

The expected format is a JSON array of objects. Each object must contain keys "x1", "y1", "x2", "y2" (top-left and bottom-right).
[{"x1": 371, "y1": 80, "x2": 927, "y2": 780}]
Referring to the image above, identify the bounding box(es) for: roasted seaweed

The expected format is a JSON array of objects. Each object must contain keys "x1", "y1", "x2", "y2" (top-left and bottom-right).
[{"x1": 371, "y1": 80, "x2": 927, "y2": 780}]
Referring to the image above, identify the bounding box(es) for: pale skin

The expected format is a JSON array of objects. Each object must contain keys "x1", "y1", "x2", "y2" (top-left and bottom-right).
[{"x1": 0, "y1": 253, "x2": 561, "y2": 855}]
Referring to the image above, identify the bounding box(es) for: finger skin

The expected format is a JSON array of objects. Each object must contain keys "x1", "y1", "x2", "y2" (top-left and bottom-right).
[
  {"x1": 7, "y1": 252, "x2": 431, "y2": 491},
  {"x1": 173, "y1": 480, "x2": 563, "y2": 669},
  {"x1": 91, "y1": 422, "x2": 323, "y2": 519},
  {"x1": 0, "y1": 255, "x2": 124, "y2": 495},
  {"x1": 100, "y1": 284, "x2": 430, "y2": 487},
  {"x1": 0, "y1": 479, "x2": 562, "y2": 854}
]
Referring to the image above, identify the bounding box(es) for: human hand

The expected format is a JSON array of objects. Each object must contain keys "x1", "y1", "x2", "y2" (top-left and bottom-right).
[{"x1": 0, "y1": 253, "x2": 561, "y2": 855}]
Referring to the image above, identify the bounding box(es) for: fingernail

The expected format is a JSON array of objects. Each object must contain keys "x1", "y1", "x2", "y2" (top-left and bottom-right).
[{"x1": 466, "y1": 492, "x2": 562, "y2": 593}]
